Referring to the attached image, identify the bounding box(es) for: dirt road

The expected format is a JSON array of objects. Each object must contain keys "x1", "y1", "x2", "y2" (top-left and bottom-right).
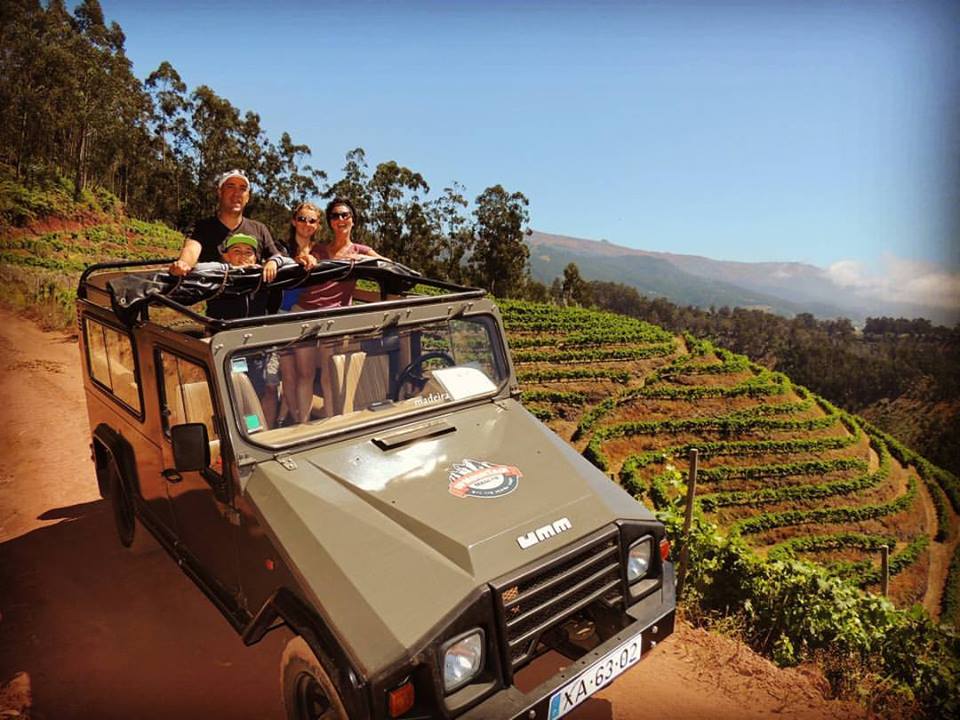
[{"x1": 0, "y1": 308, "x2": 862, "y2": 719}]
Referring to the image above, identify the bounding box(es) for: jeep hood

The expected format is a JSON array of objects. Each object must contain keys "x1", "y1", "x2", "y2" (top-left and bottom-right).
[{"x1": 243, "y1": 398, "x2": 655, "y2": 673}]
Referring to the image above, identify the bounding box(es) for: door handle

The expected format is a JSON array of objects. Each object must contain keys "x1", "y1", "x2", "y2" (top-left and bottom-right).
[{"x1": 162, "y1": 468, "x2": 183, "y2": 483}]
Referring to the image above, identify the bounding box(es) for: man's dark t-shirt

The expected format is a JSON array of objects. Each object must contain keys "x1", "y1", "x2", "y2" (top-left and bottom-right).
[
  {"x1": 189, "y1": 216, "x2": 282, "y2": 262},
  {"x1": 190, "y1": 215, "x2": 283, "y2": 316}
]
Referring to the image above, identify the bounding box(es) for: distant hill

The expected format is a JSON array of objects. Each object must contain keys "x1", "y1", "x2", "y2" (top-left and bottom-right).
[{"x1": 527, "y1": 230, "x2": 953, "y2": 323}]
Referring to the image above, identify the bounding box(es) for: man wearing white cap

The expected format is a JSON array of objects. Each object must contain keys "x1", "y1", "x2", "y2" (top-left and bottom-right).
[{"x1": 169, "y1": 169, "x2": 283, "y2": 281}]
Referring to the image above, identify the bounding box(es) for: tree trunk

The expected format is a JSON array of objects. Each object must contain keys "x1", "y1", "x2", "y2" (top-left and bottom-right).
[
  {"x1": 15, "y1": 110, "x2": 29, "y2": 180},
  {"x1": 73, "y1": 122, "x2": 87, "y2": 202}
]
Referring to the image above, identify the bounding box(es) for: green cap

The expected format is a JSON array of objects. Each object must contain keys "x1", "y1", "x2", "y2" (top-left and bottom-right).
[{"x1": 223, "y1": 233, "x2": 258, "y2": 250}]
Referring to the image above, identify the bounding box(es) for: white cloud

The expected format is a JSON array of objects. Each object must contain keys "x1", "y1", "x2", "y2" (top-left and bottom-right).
[{"x1": 825, "y1": 254, "x2": 960, "y2": 310}]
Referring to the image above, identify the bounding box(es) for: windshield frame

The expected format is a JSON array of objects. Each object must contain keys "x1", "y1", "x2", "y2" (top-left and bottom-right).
[{"x1": 221, "y1": 309, "x2": 512, "y2": 451}]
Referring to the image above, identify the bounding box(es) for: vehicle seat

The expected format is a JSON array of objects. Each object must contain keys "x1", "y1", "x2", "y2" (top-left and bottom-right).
[
  {"x1": 232, "y1": 372, "x2": 267, "y2": 432},
  {"x1": 352, "y1": 353, "x2": 390, "y2": 410},
  {"x1": 330, "y1": 352, "x2": 390, "y2": 414}
]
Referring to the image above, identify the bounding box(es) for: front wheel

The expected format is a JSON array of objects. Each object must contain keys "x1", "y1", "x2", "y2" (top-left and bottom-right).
[{"x1": 281, "y1": 637, "x2": 349, "y2": 720}]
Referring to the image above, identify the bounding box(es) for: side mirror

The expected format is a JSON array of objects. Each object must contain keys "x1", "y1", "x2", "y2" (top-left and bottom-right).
[{"x1": 171, "y1": 423, "x2": 210, "y2": 471}]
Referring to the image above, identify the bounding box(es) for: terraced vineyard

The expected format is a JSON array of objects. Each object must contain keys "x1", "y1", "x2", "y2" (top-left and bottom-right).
[{"x1": 503, "y1": 300, "x2": 960, "y2": 625}]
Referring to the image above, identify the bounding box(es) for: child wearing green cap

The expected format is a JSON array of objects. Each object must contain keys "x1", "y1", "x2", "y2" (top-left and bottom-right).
[
  {"x1": 205, "y1": 233, "x2": 277, "y2": 320},
  {"x1": 209, "y1": 232, "x2": 286, "y2": 426}
]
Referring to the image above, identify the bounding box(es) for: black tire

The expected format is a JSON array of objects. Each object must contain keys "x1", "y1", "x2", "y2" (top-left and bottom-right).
[
  {"x1": 281, "y1": 637, "x2": 349, "y2": 720},
  {"x1": 108, "y1": 459, "x2": 136, "y2": 548}
]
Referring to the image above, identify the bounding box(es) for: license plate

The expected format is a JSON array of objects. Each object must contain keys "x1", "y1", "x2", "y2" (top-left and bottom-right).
[{"x1": 547, "y1": 631, "x2": 642, "y2": 720}]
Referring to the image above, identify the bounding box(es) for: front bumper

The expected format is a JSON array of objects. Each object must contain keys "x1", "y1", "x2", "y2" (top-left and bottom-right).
[{"x1": 457, "y1": 602, "x2": 675, "y2": 720}]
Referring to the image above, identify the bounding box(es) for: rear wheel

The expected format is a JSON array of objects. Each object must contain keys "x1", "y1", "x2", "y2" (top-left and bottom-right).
[
  {"x1": 281, "y1": 637, "x2": 349, "y2": 720},
  {"x1": 108, "y1": 459, "x2": 135, "y2": 548}
]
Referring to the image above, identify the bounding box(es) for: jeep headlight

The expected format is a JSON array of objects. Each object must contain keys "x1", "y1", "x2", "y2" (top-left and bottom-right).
[
  {"x1": 627, "y1": 537, "x2": 653, "y2": 584},
  {"x1": 442, "y1": 629, "x2": 484, "y2": 693}
]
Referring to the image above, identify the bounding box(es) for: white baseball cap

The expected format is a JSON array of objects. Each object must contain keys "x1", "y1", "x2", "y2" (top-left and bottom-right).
[{"x1": 216, "y1": 169, "x2": 250, "y2": 190}]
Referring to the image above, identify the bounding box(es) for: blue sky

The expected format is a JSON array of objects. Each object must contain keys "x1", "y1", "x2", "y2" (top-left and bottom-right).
[{"x1": 99, "y1": 0, "x2": 957, "y2": 298}]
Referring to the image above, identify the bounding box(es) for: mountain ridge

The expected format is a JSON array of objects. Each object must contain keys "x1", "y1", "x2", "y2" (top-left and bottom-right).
[{"x1": 527, "y1": 229, "x2": 954, "y2": 324}]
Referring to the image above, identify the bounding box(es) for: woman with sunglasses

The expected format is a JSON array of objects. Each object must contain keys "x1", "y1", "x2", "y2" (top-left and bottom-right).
[
  {"x1": 280, "y1": 198, "x2": 385, "y2": 423},
  {"x1": 278, "y1": 201, "x2": 324, "y2": 312}
]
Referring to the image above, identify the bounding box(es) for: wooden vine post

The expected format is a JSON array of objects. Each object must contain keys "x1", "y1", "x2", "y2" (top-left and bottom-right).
[
  {"x1": 881, "y1": 545, "x2": 890, "y2": 597},
  {"x1": 677, "y1": 448, "x2": 699, "y2": 596}
]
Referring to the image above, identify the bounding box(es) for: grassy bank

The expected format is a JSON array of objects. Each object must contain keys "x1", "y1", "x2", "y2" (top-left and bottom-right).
[{"x1": 0, "y1": 175, "x2": 183, "y2": 329}]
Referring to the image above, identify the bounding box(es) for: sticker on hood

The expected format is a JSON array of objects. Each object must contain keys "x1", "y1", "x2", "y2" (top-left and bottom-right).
[{"x1": 448, "y1": 459, "x2": 522, "y2": 499}]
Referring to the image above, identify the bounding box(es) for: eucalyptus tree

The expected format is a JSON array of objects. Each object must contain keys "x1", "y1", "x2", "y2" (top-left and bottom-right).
[
  {"x1": 189, "y1": 85, "x2": 243, "y2": 209},
  {"x1": 66, "y1": 0, "x2": 134, "y2": 199},
  {"x1": 561, "y1": 262, "x2": 591, "y2": 306},
  {"x1": 469, "y1": 185, "x2": 530, "y2": 298},
  {"x1": 325, "y1": 148, "x2": 373, "y2": 244},
  {"x1": 428, "y1": 183, "x2": 473, "y2": 284},
  {"x1": 0, "y1": 0, "x2": 65, "y2": 179},
  {"x1": 145, "y1": 61, "x2": 195, "y2": 221},
  {"x1": 367, "y1": 160, "x2": 433, "y2": 266}
]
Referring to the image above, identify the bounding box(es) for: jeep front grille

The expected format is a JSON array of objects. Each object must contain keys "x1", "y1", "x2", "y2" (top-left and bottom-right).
[{"x1": 494, "y1": 526, "x2": 622, "y2": 669}]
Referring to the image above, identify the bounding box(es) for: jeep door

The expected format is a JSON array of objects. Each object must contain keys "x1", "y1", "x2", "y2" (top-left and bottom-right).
[
  {"x1": 155, "y1": 348, "x2": 239, "y2": 601},
  {"x1": 81, "y1": 313, "x2": 174, "y2": 530}
]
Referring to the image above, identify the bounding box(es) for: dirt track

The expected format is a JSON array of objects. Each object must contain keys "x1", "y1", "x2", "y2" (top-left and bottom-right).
[{"x1": 0, "y1": 308, "x2": 863, "y2": 719}]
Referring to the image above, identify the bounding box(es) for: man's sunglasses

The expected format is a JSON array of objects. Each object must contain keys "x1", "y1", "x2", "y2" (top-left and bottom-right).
[
  {"x1": 329, "y1": 211, "x2": 353, "y2": 221},
  {"x1": 296, "y1": 215, "x2": 319, "y2": 225}
]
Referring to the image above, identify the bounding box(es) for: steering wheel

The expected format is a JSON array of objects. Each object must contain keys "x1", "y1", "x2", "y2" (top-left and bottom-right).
[{"x1": 393, "y1": 351, "x2": 456, "y2": 400}]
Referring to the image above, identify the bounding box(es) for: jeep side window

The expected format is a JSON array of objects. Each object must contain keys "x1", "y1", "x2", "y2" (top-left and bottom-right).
[
  {"x1": 158, "y1": 351, "x2": 222, "y2": 473},
  {"x1": 83, "y1": 317, "x2": 142, "y2": 414}
]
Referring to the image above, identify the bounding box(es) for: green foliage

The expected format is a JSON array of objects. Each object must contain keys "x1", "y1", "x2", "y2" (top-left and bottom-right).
[
  {"x1": 560, "y1": 262, "x2": 592, "y2": 307},
  {"x1": 860, "y1": 420, "x2": 955, "y2": 550},
  {"x1": 729, "y1": 475, "x2": 916, "y2": 537},
  {"x1": 698, "y1": 456, "x2": 868, "y2": 483},
  {"x1": 468, "y1": 185, "x2": 530, "y2": 298},
  {"x1": 516, "y1": 367, "x2": 631, "y2": 384},
  {"x1": 697, "y1": 457, "x2": 881, "y2": 512},
  {"x1": 501, "y1": 300, "x2": 673, "y2": 346},
  {"x1": 597, "y1": 401, "x2": 838, "y2": 440},
  {"x1": 513, "y1": 342, "x2": 674, "y2": 364},
  {"x1": 526, "y1": 405, "x2": 554, "y2": 421},
  {"x1": 767, "y1": 532, "x2": 897, "y2": 561},
  {"x1": 617, "y1": 430, "x2": 861, "y2": 485},
  {"x1": 944, "y1": 544, "x2": 960, "y2": 625},
  {"x1": 846, "y1": 535, "x2": 930, "y2": 587},
  {"x1": 673, "y1": 525, "x2": 959, "y2": 719},
  {"x1": 519, "y1": 389, "x2": 587, "y2": 405}
]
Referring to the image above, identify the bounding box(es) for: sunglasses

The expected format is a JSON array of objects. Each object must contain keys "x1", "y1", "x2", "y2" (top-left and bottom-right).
[
  {"x1": 329, "y1": 211, "x2": 353, "y2": 221},
  {"x1": 295, "y1": 215, "x2": 319, "y2": 225}
]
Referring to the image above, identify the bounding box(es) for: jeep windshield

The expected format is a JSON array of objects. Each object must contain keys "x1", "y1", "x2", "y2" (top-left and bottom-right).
[{"x1": 227, "y1": 314, "x2": 508, "y2": 447}]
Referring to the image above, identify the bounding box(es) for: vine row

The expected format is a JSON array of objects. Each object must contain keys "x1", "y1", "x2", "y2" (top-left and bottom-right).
[
  {"x1": 729, "y1": 475, "x2": 917, "y2": 537},
  {"x1": 517, "y1": 367, "x2": 631, "y2": 384},
  {"x1": 513, "y1": 342, "x2": 674, "y2": 364},
  {"x1": 698, "y1": 447, "x2": 888, "y2": 512}
]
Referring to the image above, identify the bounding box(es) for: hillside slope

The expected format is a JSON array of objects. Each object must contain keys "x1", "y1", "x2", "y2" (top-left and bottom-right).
[{"x1": 504, "y1": 300, "x2": 959, "y2": 718}]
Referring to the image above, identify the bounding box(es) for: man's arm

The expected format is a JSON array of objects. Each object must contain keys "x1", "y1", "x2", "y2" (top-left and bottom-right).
[{"x1": 169, "y1": 238, "x2": 202, "y2": 276}]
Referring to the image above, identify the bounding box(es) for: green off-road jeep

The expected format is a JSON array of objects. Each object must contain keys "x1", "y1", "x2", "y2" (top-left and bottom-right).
[{"x1": 76, "y1": 258, "x2": 675, "y2": 720}]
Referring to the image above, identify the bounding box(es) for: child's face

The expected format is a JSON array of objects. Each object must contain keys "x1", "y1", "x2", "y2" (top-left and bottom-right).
[{"x1": 222, "y1": 243, "x2": 257, "y2": 267}]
